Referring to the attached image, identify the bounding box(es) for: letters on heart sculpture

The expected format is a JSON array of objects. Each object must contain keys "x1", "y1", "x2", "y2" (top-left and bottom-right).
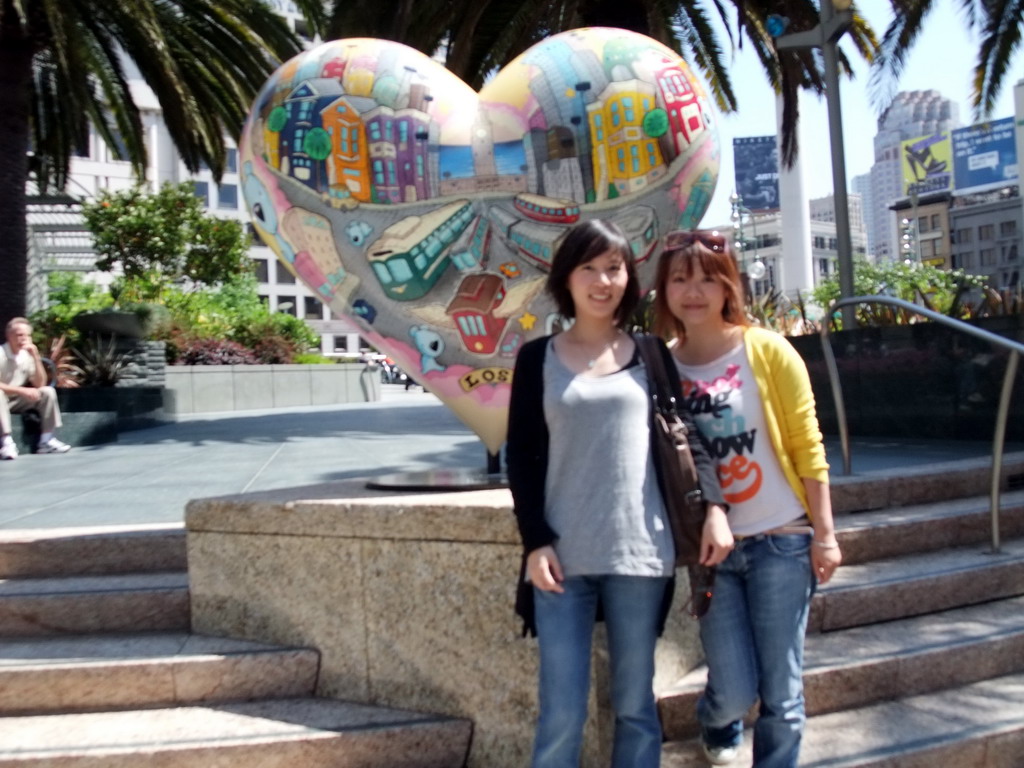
[{"x1": 240, "y1": 27, "x2": 719, "y2": 455}]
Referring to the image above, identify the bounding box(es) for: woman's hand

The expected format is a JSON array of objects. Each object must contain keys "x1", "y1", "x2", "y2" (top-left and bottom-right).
[
  {"x1": 527, "y1": 546, "x2": 564, "y2": 593},
  {"x1": 699, "y1": 504, "x2": 733, "y2": 566},
  {"x1": 803, "y1": 479, "x2": 842, "y2": 584},
  {"x1": 812, "y1": 537, "x2": 842, "y2": 584}
]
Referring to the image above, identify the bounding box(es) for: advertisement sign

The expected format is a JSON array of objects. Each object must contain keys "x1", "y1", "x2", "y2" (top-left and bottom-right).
[
  {"x1": 952, "y1": 117, "x2": 1018, "y2": 194},
  {"x1": 733, "y1": 135, "x2": 779, "y2": 212},
  {"x1": 901, "y1": 131, "x2": 953, "y2": 196}
]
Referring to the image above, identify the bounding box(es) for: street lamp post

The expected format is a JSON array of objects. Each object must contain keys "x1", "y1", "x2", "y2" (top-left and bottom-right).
[
  {"x1": 729, "y1": 192, "x2": 768, "y2": 294},
  {"x1": 773, "y1": 0, "x2": 856, "y2": 328}
]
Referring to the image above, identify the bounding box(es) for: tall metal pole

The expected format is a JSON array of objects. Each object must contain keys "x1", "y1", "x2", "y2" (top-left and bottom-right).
[
  {"x1": 820, "y1": 2, "x2": 856, "y2": 329},
  {"x1": 776, "y1": 1, "x2": 856, "y2": 328}
]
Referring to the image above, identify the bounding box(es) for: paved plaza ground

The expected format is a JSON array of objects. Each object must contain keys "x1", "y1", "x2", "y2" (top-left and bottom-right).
[{"x1": 1, "y1": 384, "x2": 1018, "y2": 530}]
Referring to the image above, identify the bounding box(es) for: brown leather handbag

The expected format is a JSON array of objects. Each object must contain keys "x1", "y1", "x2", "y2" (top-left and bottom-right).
[{"x1": 636, "y1": 335, "x2": 715, "y2": 618}]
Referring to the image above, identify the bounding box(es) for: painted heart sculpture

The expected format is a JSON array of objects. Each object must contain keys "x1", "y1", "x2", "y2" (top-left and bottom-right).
[{"x1": 240, "y1": 27, "x2": 719, "y2": 455}]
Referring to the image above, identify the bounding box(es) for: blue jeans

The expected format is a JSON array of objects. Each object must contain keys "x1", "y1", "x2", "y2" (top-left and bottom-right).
[
  {"x1": 697, "y1": 534, "x2": 815, "y2": 768},
  {"x1": 532, "y1": 575, "x2": 670, "y2": 768}
]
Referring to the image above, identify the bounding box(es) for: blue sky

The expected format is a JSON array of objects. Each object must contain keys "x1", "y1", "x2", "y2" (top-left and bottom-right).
[{"x1": 699, "y1": 0, "x2": 1023, "y2": 226}]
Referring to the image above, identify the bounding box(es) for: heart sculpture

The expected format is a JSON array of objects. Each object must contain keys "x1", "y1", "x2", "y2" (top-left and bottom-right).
[{"x1": 240, "y1": 27, "x2": 719, "y2": 455}]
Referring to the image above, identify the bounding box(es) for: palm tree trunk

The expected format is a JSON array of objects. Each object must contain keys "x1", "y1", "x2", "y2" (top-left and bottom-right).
[
  {"x1": 0, "y1": 33, "x2": 34, "y2": 321},
  {"x1": 444, "y1": 1, "x2": 492, "y2": 83}
]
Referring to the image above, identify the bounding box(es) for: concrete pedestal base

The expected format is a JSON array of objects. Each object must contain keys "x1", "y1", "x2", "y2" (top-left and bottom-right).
[{"x1": 186, "y1": 480, "x2": 702, "y2": 768}]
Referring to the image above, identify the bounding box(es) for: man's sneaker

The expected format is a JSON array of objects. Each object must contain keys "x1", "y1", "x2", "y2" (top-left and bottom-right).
[
  {"x1": 36, "y1": 437, "x2": 71, "y2": 454},
  {"x1": 0, "y1": 442, "x2": 18, "y2": 460},
  {"x1": 702, "y1": 742, "x2": 739, "y2": 766}
]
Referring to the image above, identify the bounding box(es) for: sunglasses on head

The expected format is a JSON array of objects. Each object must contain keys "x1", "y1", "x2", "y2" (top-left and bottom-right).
[{"x1": 663, "y1": 230, "x2": 727, "y2": 253}]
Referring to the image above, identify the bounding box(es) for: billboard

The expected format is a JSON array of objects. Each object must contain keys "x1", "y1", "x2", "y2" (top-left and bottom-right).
[
  {"x1": 901, "y1": 131, "x2": 953, "y2": 196},
  {"x1": 733, "y1": 135, "x2": 779, "y2": 212},
  {"x1": 952, "y1": 117, "x2": 1019, "y2": 194}
]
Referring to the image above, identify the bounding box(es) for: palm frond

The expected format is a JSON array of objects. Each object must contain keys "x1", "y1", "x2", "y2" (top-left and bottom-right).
[
  {"x1": 972, "y1": 0, "x2": 1024, "y2": 118},
  {"x1": 671, "y1": 1, "x2": 738, "y2": 114}
]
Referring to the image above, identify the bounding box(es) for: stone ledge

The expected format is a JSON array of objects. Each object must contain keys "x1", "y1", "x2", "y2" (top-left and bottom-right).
[
  {"x1": 186, "y1": 479, "x2": 518, "y2": 542},
  {"x1": 164, "y1": 364, "x2": 380, "y2": 414},
  {"x1": 186, "y1": 479, "x2": 703, "y2": 768}
]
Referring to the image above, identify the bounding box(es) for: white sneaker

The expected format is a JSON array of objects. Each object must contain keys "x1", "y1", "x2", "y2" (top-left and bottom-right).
[
  {"x1": 702, "y1": 742, "x2": 739, "y2": 765},
  {"x1": 36, "y1": 437, "x2": 71, "y2": 454},
  {"x1": 0, "y1": 442, "x2": 17, "y2": 460}
]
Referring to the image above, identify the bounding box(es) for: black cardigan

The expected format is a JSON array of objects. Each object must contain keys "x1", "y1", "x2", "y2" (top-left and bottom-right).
[{"x1": 505, "y1": 333, "x2": 726, "y2": 636}]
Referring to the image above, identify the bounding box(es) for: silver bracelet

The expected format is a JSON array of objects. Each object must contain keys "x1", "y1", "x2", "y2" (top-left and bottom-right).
[{"x1": 813, "y1": 539, "x2": 840, "y2": 550}]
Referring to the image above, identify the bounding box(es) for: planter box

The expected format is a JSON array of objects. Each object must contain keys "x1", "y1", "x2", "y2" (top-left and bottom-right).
[
  {"x1": 163, "y1": 363, "x2": 380, "y2": 414},
  {"x1": 9, "y1": 386, "x2": 167, "y2": 451},
  {"x1": 187, "y1": 481, "x2": 702, "y2": 768},
  {"x1": 72, "y1": 310, "x2": 148, "y2": 339},
  {"x1": 789, "y1": 315, "x2": 1024, "y2": 442},
  {"x1": 57, "y1": 386, "x2": 166, "y2": 426}
]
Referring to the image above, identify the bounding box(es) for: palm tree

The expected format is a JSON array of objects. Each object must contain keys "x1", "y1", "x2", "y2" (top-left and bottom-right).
[
  {"x1": 322, "y1": 0, "x2": 878, "y2": 165},
  {"x1": 874, "y1": 0, "x2": 1021, "y2": 118},
  {"x1": 0, "y1": 0, "x2": 324, "y2": 320}
]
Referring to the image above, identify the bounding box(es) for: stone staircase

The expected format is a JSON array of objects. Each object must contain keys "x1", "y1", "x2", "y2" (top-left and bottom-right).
[
  {"x1": 3, "y1": 456, "x2": 1024, "y2": 766},
  {"x1": 660, "y1": 458, "x2": 1024, "y2": 767},
  {"x1": 0, "y1": 526, "x2": 472, "y2": 767}
]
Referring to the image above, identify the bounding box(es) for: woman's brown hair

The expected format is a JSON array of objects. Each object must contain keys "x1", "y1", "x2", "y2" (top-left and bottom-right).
[{"x1": 652, "y1": 230, "x2": 748, "y2": 342}]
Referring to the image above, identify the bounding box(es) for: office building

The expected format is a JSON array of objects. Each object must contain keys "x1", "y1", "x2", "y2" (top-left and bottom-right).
[{"x1": 869, "y1": 90, "x2": 959, "y2": 262}]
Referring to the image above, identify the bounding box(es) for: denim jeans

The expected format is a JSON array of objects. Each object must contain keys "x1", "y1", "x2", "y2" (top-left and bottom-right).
[
  {"x1": 697, "y1": 533, "x2": 815, "y2": 768},
  {"x1": 532, "y1": 574, "x2": 670, "y2": 768}
]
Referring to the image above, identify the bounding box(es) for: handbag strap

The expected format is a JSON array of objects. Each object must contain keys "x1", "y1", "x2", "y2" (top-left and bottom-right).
[{"x1": 635, "y1": 334, "x2": 679, "y2": 417}]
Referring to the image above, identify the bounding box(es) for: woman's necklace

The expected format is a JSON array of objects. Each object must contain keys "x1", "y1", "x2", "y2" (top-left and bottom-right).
[{"x1": 576, "y1": 329, "x2": 622, "y2": 369}]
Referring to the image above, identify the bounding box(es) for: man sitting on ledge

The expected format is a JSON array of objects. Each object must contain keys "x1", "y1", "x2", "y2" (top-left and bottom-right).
[{"x1": 1, "y1": 317, "x2": 71, "y2": 460}]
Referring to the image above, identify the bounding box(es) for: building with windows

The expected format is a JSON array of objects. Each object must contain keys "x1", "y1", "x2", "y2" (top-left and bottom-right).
[
  {"x1": 890, "y1": 191, "x2": 954, "y2": 269},
  {"x1": 868, "y1": 90, "x2": 959, "y2": 262},
  {"x1": 948, "y1": 188, "x2": 1022, "y2": 289},
  {"x1": 889, "y1": 187, "x2": 1021, "y2": 290},
  {"x1": 851, "y1": 172, "x2": 875, "y2": 257},
  {"x1": 710, "y1": 193, "x2": 867, "y2": 298}
]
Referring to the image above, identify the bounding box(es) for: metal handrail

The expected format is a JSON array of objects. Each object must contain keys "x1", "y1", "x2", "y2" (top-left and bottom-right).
[{"x1": 821, "y1": 295, "x2": 1024, "y2": 554}]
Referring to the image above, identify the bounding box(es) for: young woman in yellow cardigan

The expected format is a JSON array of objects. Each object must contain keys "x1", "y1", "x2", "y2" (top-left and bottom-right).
[{"x1": 652, "y1": 231, "x2": 843, "y2": 768}]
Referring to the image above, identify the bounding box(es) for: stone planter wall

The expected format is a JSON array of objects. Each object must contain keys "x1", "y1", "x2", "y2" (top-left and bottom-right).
[
  {"x1": 116, "y1": 340, "x2": 167, "y2": 387},
  {"x1": 789, "y1": 314, "x2": 1024, "y2": 442},
  {"x1": 186, "y1": 481, "x2": 703, "y2": 768},
  {"x1": 163, "y1": 363, "x2": 380, "y2": 414}
]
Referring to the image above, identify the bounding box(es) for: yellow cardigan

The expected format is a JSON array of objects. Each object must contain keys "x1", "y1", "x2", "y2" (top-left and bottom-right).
[{"x1": 742, "y1": 326, "x2": 830, "y2": 518}]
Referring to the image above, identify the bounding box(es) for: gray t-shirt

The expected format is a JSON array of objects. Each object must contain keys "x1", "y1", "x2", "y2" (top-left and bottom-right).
[{"x1": 542, "y1": 341, "x2": 674, "y2": 578}]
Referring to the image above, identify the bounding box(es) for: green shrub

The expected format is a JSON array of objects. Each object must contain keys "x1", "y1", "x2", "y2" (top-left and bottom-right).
[
  {"x1": 177, "y1": 338, "x2": 257, "y2": 365},
  {"x1": 293, "y1": 353, "x2": 335, "y2": 364},
  {"x1": 810, "y1": 259, "x2": 986, "y2": 328},
  {"x1": 82, "y1": 182, "x2": 250, "y2": 300},
  {"x1": 35, "y1": 269, "x2": 321, "y2": 366},
  {"x1": 30, "y1": 273, "x2": 114, "y2": 345}
]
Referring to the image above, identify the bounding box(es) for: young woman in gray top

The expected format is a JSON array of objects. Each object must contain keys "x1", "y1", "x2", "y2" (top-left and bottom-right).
[{"x1": 507, "y1": 219, "x2": 727, "y2": 768}]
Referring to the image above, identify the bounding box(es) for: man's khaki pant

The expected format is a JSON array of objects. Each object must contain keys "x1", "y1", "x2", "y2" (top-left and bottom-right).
[{"x1": 0, "y1": 386, "x2": 63, "y2": 435}]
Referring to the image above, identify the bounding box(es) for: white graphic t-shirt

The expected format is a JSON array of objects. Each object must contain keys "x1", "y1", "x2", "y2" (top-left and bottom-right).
[{"x1": 675, "y1": 343, "x2": 804, "y2": 536}]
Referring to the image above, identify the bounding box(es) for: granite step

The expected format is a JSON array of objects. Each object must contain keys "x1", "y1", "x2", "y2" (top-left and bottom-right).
[
  {"x1": 659, "y1": 595, "x2": 1024, "y2": 740},
  {"x1": 0, "y1": 697, "x2": 473, "y2": 768},
  {"x1": 832, "y1": 489, "x2": 1024, "y2": 565},
  {"x1": 810, "y1": 539, "x2": 1024, "y2": 632},
  {"x1": 829, "y1": 453, "x2": 1024, "y2": 515},
  {"x1": 0, "y1": 572, "x2": 189, "y2": 635},
  {"x1": 0, "y1": 526, "x2": 186, "y2": 579},
  {"x1": 661, "y1": 671, "x2": 1024, "y2": 767},
  {"x1": 0, "y1": 631, "x2": 319, "y2": 715}
]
